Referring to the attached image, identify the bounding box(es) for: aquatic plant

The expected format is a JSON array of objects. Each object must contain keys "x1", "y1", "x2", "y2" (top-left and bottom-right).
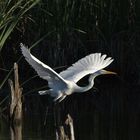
[{"x1": 0, "y1": 0, "x2": 40, "y2": 51}]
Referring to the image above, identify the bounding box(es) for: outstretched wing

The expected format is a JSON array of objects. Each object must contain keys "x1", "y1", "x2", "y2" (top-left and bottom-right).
[
  {"x1": 59, "y1": 53, "x2": 114, "y2": 83},
  {"x1": 21, "y1": 43, "x2": 68, "y2": 89}
]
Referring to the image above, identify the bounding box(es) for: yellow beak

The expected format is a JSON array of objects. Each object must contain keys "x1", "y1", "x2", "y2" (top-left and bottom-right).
[{"x1": 104, "y1": 70, "x2": 117, "y2": 75}]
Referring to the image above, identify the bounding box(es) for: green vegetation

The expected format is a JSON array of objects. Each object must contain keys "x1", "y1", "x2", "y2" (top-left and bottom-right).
[
  {"x1": 0, "y1": 0, "x2": 140, "y2": 114},
  {"x1": 0, "y1": 0, "x2": 139, "y2": 86},
  {"x1": 0, "y1": 0, "x2": 40, "y2": 50}
]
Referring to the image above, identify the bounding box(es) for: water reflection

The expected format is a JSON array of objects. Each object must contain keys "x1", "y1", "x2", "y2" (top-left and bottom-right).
[
  {"x1": 0, "y1": 115, "x2": 55, "y2": 140},
  {"x1": 0, "y1": 117, "x2": 10, "y2": 140},
  {"x1": 1, "y1": 79, "x2": 140, "y2": 140},
  {"x1": 10, "y1": 122, "x2": 22, "y2": 140}
]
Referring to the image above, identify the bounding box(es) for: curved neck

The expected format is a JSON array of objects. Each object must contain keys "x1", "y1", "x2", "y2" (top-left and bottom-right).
[{"x1": 75, "y1": 74, "x2": 96, "y2": 93}]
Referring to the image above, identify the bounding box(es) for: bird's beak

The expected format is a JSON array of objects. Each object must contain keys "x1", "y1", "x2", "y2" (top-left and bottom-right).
[{"x1": 104, "y1": 70, "x2": 117, "y2": 75}]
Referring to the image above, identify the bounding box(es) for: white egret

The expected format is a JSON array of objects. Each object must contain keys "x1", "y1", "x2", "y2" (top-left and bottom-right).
[{"x1": 21, "y1": 43, "x2": 116, "y2": 102}]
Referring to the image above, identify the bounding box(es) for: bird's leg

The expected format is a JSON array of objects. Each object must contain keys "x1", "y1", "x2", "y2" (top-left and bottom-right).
[
  {"x1": 58, "y1": 95, "x2": 66, "y2": 102},
  {"x1": 53, "y1": 94, "x2": 63, "y2": 102},
  {"x1": 38, "y1": 89, "x2": 52, "y2": 95},
  {"x1": 38, "y1": 90, "x2": 47, "y2": 95}
]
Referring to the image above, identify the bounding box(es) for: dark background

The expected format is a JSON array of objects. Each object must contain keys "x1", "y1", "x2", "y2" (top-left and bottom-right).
[{"x1": 0, "y1": 0, "x2": 140, "y2": 139}]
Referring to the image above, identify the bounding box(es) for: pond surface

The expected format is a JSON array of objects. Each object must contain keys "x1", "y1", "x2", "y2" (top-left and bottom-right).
[
  {"x1": 0, "y1": 115, "x2": 56, "y2": 140},
  {"x1": 1, "y1": 78, "x2": 140, "y2": 140}
]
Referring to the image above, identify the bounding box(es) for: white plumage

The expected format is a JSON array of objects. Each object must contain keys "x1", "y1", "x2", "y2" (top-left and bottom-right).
[
  {"x1": 21, "y1": 43, "x2": 116, "y2": 102},
  {"x1": 60, "y1": 53, "x2": 113, "y2": 82}
]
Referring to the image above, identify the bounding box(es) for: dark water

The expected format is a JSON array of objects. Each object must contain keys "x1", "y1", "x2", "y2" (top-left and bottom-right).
[
  {"x1": 1, "y1": 77, "x2": 140, "y2": 140},
  {"x1": 0, "y1": 115, "x2": 55, "y2": 140}
]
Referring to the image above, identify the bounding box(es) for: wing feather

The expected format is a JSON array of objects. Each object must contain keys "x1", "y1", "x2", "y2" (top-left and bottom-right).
[
  {"x1": 59, "y1": 53, "x2": 114, "y2": 83},
  {"x1": 21, "y1": 43, "x2": 67, "y2": 89}
]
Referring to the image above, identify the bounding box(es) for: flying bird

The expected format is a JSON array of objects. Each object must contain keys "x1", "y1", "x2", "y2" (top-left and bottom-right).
[{"x1": 21, "y1": 43, "x2": 116, "y2": 102}]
